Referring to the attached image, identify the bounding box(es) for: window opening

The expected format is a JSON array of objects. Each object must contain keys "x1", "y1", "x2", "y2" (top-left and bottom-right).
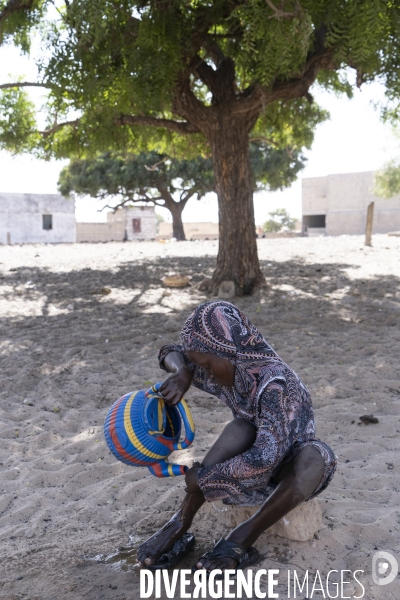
[
  {"x1": 43, "y1": 215, "x2": 53, "y2": 230},
  {"x1": 303, "y1": 215, "x2": 326, "y2": 228}
]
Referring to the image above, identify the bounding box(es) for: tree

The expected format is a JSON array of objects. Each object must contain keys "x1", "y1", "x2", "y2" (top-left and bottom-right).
[
  {"x1": 59, "y1": 143, "x2": 307, "y2": 241},
  {"x1": 263, "y1": 208, "x2": 296, "y2": 233},
  {"x1": 2, "y1": 1, "x2": 400, "y2": 293},
  {"x1": 59, "y1": 151, "x2": 214, "y2": 241},
  {"x1": 375, "y1": 155, "x2": 400, "y2": 199}
]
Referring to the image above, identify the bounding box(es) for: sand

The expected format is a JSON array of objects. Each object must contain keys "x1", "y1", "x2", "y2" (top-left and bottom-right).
[{"x1": 1, "y1": 234, "x2": 400, "y2": 599}]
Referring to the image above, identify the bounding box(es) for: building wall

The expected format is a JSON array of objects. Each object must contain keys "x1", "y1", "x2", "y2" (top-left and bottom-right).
[
  {"x1": 158, "y1": 221, "x2": 219, "y2": 240},
  {"x1": 0, "y1": 193, "x2": 76, "y2": 244},
  {"x1": 302, "y1": 176, "x2": 328, "y2": 215},
  {"x1": 302, "y1": 171, "x2": 400, "y2": 236},
  {"x1": 76, "y1": 222, "x2": 125, "y2": 243},
  {"x1": 107, "y1": 206, "x2": 157, "y2": 240}
]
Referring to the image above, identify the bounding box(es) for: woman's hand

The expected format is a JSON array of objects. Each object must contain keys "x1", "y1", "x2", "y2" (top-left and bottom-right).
[
  {"x1": 184, "y1": 461, "x2": 202, "y2": 494},
  {"x1": 159, "y1": 367, "x2": 192, "y2": 407}
]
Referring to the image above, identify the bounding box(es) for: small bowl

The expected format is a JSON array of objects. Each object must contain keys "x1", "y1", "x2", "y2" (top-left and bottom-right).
[{"x1": 161, "y1": 275, "x2": 192, "y2": 288}]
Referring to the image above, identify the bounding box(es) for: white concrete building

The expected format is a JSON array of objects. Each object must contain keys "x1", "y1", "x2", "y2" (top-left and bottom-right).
[
  {"x1": 107, "y1": 206, "x2": 157, "y2": 241},
  {"x1": 302, "y1": 171, "x2": 400, "y2": 236},
  {"x1": 76, "y1": 205, "x2": 157, "y2": 243},
  {"x1": 0, "y1": 193, "x2": 76, "y2": 244}
]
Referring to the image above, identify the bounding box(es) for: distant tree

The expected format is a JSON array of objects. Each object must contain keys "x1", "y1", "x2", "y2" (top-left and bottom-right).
[
  {"x1": 375, "y1": 158, "x2": 400, "y2": 199},
  {"x1": 263, "y1": 208, "x2": 296, "y2": 233},
  {"x1": 59, "y1": 151, "x2": 214, "y2": 240},
  {"x1": 59, "y1": 144, "x2": 307, "y2": 240}
]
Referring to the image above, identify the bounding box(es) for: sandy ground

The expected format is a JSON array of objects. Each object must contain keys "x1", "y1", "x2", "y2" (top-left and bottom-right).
[{"x1": 1, "y1": 234, "x2": 400, "y2": 600}]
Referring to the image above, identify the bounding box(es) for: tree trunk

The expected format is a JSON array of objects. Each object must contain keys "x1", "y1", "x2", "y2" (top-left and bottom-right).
[
  {"x1": 208, "y1": 118, "x2": 264, "y2": 294},
  {"x1": 168, "y1": 201, "x2": 186, "y2": 241}
]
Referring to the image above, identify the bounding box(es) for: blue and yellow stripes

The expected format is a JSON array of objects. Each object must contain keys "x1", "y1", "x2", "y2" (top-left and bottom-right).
[{"x1": 104, "y1": 383, "x2": 195, "y2": 478}]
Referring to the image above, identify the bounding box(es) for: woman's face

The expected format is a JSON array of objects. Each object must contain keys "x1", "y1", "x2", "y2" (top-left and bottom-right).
[{"x1": 186, "y1": 351, "x2": 235, "y2": 387}]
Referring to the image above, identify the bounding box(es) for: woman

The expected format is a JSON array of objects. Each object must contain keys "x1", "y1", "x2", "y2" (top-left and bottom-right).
[{"x1": 137, "y1": 301, "x2": 336, "y2": 572}]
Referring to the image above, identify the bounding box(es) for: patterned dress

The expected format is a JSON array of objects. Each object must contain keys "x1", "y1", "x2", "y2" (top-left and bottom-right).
[{"x1": 159, "y1": 301, "x2": 336, "y2": 506}]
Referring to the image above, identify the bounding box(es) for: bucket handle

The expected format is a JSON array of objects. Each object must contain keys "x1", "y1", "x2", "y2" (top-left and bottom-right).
[{"x1": 150, "y1": 382, "x2": 195, "y2": 451}]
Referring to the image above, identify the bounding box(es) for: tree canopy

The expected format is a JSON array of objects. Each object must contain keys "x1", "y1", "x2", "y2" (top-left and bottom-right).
[
  {"x1": 375, "y1": 160, "x2": 400, "y2": 198},
  {"x1": 2, "y1": 0, "x2": 400, "y2": 292},
  {"x1": 263, "y1": 208, "x2": 296, "y2": 233}
]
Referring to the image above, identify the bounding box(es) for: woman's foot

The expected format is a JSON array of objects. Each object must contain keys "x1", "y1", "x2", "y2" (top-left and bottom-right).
[
  {"x1": 137, "y1": 518, "x2": 190, "y2": 566},
  {"x1": 195, "y1": 537, "x2": 259, "y2": 572}
]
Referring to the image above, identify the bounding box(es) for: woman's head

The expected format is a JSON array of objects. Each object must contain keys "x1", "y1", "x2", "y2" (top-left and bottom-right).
[
  {"x1": 180, "y1": 301, "x2": 265, "y2": 364},
  {"x1": 181, "y1": 301, "x2": 278, "y2": 401}
]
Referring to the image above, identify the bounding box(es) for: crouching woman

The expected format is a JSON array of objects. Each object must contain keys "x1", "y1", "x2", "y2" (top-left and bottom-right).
[{"x1": 137, "y1": 301, "x2": 336, "y2": 572}]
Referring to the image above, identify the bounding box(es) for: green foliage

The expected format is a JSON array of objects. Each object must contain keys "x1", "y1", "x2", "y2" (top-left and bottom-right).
[
  {"x1": 0, "y1": 86, "x2": 39, "y2": 153},
  {"x1": 2, "y1": 0, "x2": 400, "y2": 160},
  {"x1": 316, "y1": 70, "x2": 353, "y2": 99},
  {"x1": 58, "y1": 151, "x2": 215, "y2": 204},
  {"x1": 232, "y1": 1, "x2": 313, "y2": 86},
  {"x1": 252, "y1": 99, "x2": 328, "y2": 158},
  {"x1": 249, "y1": 142, "x2": 306, "y2": 191},
  {"x1": 58, "y1": 144, "x2": 307, "y2": 208},
  {"x1": 2, "y1": 0, "x2": 400, "y2": 215},
  {"x1": 374, "y1": 160, "x2": 400, "y2": 198},
  {"x1": 263, "y1": 208, "x2": 296, "y2": 233},
  {"x1": 0, "y1": 0, "x2": 44, "y2": 51}
]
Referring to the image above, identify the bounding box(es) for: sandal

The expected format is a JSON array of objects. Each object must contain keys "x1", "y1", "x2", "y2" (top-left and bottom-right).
[
  {"x1": 193, "y1": 537, "x2": 259, "y2": 574},
  {"x1": 147, "y1": 533, "x2": 196, "y2": 570}
]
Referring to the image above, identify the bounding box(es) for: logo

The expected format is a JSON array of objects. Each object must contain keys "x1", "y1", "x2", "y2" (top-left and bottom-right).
[{"x1": 372, "y1": 551, "x2": 398, "y2": 586}]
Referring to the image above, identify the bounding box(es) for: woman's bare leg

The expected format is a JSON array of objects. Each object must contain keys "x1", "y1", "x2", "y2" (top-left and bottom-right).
[
  {"x1": 137, "y1": 418, "x2": 257, "y2": 566},
  {"x1": 197, "y1": 446, "x2": 325, "y2": 571}
]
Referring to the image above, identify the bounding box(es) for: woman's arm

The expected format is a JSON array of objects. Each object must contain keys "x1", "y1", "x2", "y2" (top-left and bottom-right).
[
  {"x1": 159, "y1": 351, "x2": 193, "y2": 406},
  {"x1": 163, "y1": 351, "x2": 189, "y2": 373}
]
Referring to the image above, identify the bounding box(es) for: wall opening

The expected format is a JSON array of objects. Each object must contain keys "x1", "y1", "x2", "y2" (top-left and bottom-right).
[
  {"x1": 132, "y1": 218, "x2": 141, "y2": 233},
  {"x1": 303, "y1": 214, "x2": 326, "y2": 228},
  {"x1": 42, "y1": 215, "x2": 53, "y2": 230}
]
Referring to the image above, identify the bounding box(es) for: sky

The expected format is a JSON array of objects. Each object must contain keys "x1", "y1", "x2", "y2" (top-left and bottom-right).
[{"x1": 0, "y1": 44, "x2": 399, "y2": 225}]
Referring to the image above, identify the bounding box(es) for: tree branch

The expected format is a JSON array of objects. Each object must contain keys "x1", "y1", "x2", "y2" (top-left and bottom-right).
[
  {"x1": 38, "y1": 113, "x2": 200, "y2": 141},
  {"x1": 115, "y1": 114, "x2": 200, "y2": 135},
  {"x1": 180, "y1": 185, "x2": 199, "y2": 205},
  {"x1": 268, "y1": 47, "x2": 335, "y2": 101},
  {"x1": 233, "y1": 43, "x2": 335, "y2": 119},
  {"x1": 265, "y1": 0, "x2": 302, "y2": 20},
  {"x1": 99, "y1": 200, "x2": 128, "y2": 212},
  {"x1": 154, "y1": 181, "x2": 175, "y2": 207},
  {"x1": 191, "y1": 54, "x2": 218, "y2": 91},
  {"x1": 0, "y1": 81, "x2": 52, "y2": 90},
  {"x1": 249, "y1": 136, "x2": 279, "y2": 147},
  {"x1": 100, "y1": 195, "x2": 167, "y2": 212},
  {"x1": 203, "y1": 36, "x2": 226, "y2": 68},
  {"x1": 39, "y1": 119, "x2": 80, "y2": 138},
  {"x1": 190, "y1": 53, "x2": 236, "y2": 105},
  {"x1": 0, "y1": 0, "x2": 35, "y2": 25},
  {"x1": 144, "y1": 156, "x2": 168, "y2": 171}
]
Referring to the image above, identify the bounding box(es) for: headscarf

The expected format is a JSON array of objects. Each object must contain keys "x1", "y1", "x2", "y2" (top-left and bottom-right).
[
  {"x1": 181, "y1": 301, "x2": 273, "y2": 360},
  {"x1": 180, "y1": 301, "x2": 287, "y2": 419}
]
